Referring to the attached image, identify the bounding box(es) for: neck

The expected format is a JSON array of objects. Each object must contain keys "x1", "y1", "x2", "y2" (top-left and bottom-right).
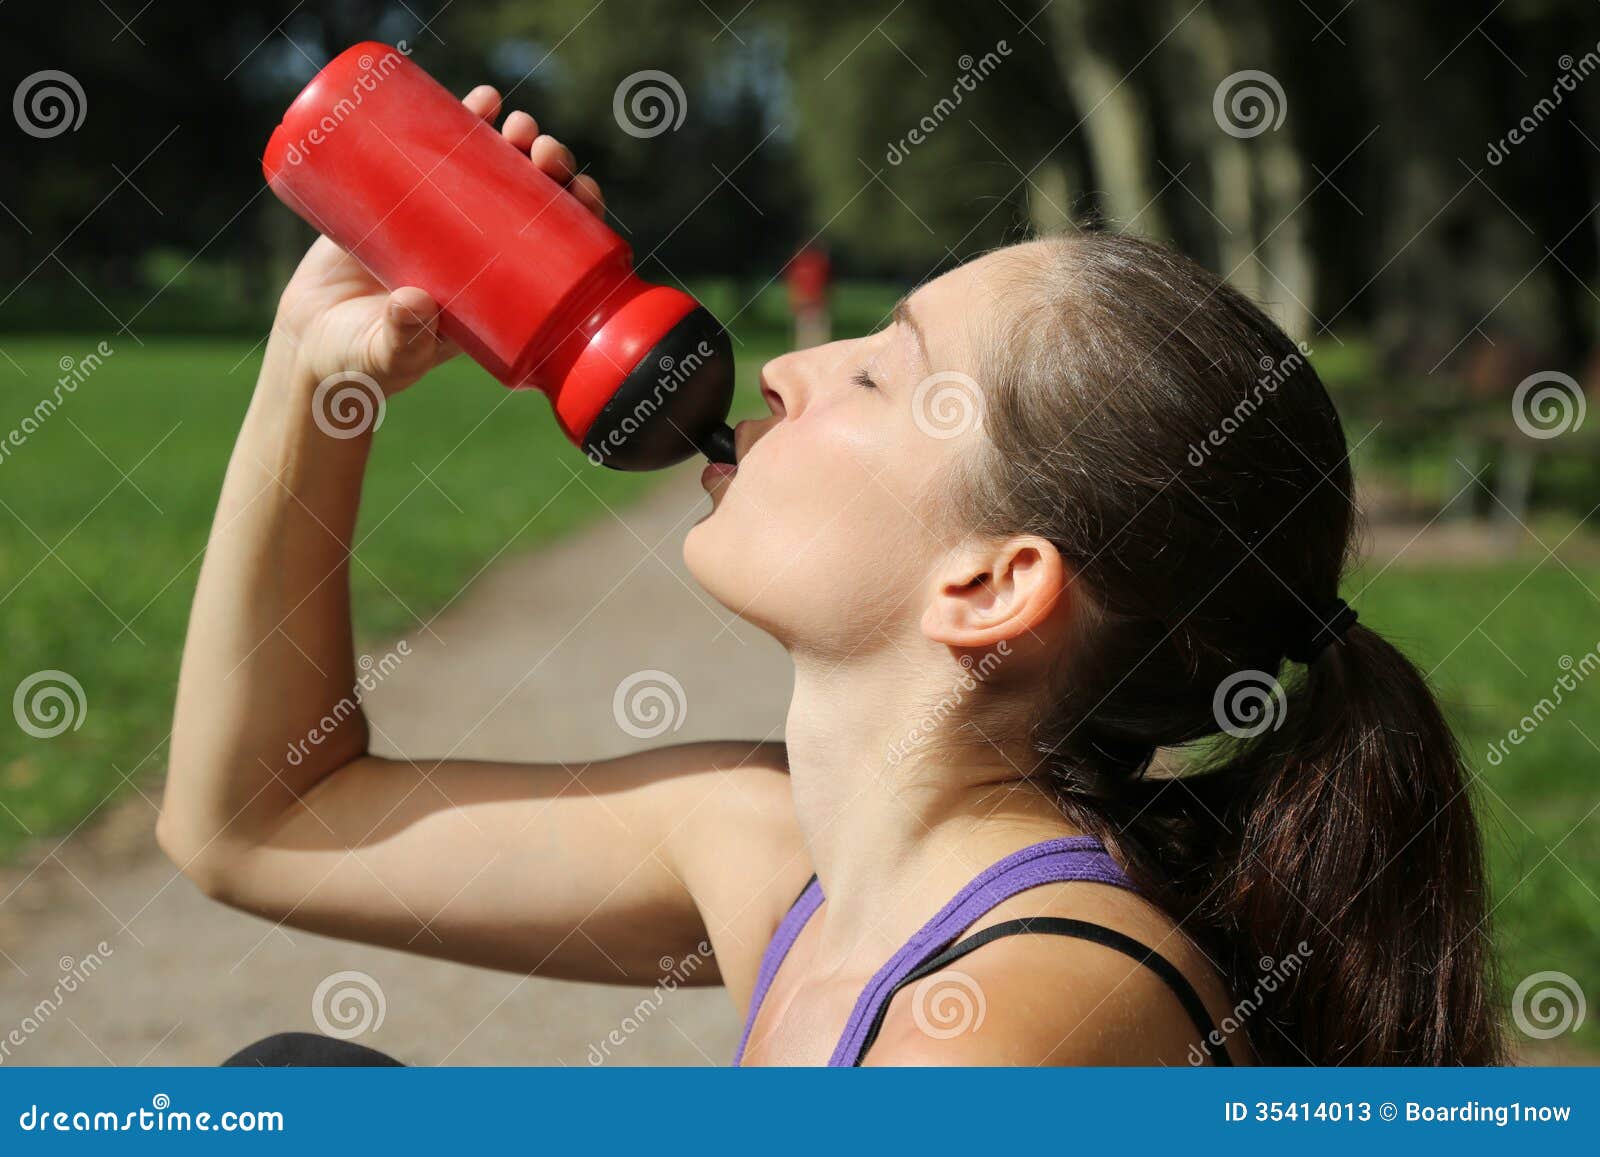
[{"x1": 782, "y1": 640, "x2": 1078, "y2": 973}]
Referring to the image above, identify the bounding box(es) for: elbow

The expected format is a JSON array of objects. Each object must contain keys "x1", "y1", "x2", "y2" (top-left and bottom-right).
[{"x1": 155, "y1": 803, "x2": 248, "y2": 904}]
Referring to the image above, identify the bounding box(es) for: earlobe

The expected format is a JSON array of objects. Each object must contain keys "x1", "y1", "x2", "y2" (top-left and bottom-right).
[{"x1": 922, "y1": 537, "x2": 1069, "y2": 649}]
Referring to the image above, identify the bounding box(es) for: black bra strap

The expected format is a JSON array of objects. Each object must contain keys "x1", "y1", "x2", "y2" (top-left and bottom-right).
[
  {"x1": 789, "y1": 873, "x2": 819, "y2": 911},
  {"x1": 856, "y1": 917, "x2": 1235, "y2": 1066}
]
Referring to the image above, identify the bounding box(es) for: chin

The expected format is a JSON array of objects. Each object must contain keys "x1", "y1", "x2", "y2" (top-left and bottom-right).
[
  {"x1": 685, "y1": 511, "x2": 815, "y2": 645},
  {"x1": 685, "y1": 514, "x2": 762, "y2": 621}
]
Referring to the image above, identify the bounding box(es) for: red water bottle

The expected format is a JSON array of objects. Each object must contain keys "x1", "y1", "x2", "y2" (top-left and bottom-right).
[{"x1": 262, "y1": 41, "x2": 735, "y2": 469}]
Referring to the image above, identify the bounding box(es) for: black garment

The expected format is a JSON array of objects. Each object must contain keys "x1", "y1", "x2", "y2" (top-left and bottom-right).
[{"x1": 222, "y1": 1031, "x2": 404, "y2": 1067}]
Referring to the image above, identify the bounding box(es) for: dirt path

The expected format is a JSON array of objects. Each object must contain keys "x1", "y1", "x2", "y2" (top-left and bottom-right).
[
  {"x1": 0, "y1": 470, "x2": 792, "y2": 1066},
  {"x1": 1, "y1": 478, "x2": 1590, "y2": 1067}
]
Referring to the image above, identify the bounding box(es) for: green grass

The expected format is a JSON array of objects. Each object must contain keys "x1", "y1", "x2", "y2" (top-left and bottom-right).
[
  {"x1": 0, "y1": 331, "x2": 777, "y2": 859},
  {"x1": 1353, "y1": 561, "x2": 1600, "y2": 1056}
]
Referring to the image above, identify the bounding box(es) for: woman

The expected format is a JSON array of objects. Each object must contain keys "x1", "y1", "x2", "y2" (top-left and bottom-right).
[{"x1": 159, "y1": 85, "x2": 1504, "y2": 1066}]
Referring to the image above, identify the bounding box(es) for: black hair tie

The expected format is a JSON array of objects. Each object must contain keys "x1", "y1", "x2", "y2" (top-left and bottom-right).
[{"x1": 1284, "y1": 597, "x2": 1358, "y2": 665}]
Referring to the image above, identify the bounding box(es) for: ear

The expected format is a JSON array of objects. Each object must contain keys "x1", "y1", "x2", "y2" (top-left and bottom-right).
[{"x1": 921, "y1": 536, "x2": 1070, "y2": 649}]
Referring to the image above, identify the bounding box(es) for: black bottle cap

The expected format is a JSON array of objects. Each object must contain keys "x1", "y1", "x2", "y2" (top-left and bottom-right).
[{"x1": 582, "y1": 307, "x2": 735, "y2": 471}]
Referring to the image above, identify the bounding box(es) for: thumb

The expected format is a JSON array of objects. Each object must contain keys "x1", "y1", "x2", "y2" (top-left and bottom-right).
[{"x1": 366, "y1": 287, "x2": 454, "y2": 386}]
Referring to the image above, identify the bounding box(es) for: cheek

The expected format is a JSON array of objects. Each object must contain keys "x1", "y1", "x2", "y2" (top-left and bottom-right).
[{"x1": 759, "y1": 408, "x2": 882, "y2": 505}]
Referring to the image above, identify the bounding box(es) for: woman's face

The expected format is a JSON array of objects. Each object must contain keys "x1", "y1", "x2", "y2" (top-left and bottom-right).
[{"x1": 685, "y1": 250, "x2": 1009, "y2": 654}]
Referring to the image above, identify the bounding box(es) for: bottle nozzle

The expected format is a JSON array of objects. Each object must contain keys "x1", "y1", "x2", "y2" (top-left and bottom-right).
[{"x1": 699, "y1": 422, "x2": 737, "y2": 465}]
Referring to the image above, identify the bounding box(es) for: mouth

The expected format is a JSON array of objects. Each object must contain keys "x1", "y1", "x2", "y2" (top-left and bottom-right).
[
  {"x1": 700, "y1": 460, "x2": 737, "y2": 490},
  {"x1": 700, "y1": 420, "x2": 751, "y2": 491}
]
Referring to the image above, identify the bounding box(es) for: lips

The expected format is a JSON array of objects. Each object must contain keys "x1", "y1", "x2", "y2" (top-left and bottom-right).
[
  {"x1": 731, "y1": 419, "x2": 754, "y2": 464},
  {"x1": 700, "y1": 460, "x2": 737, "y2": 490},
  {"x1": 701, "y1": 420, "x2": 752, "y2": 492}
]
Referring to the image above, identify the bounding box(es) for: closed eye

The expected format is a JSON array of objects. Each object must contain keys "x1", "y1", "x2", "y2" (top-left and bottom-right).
[{"x1": 852, "y1": 368, "x2": 879, "y2": 391}]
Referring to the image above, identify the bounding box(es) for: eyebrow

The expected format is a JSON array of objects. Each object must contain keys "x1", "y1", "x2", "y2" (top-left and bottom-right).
[{"x1": 891, "y1": 294, "x2": 931, "y2": 371}]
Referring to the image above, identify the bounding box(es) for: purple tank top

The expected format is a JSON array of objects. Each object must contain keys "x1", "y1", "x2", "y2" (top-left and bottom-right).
[{"x1": 732, "y1": 835, "x2": 1137, "y2": 1066}]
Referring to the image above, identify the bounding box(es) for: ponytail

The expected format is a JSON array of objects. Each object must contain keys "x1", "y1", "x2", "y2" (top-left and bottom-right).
[{"x1": 1201, "y1": 626, "x2": 1506, "y2": 1064}]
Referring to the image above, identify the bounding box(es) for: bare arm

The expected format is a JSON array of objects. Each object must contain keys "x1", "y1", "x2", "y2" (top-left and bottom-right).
[{"x1": 157, "y1": 86, "x2": 809, "y2": 1002}]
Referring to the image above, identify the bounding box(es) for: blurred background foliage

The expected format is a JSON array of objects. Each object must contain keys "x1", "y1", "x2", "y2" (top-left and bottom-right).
[{"x1": 2, "y1": 0, "x2": 1597, "y2": 361}]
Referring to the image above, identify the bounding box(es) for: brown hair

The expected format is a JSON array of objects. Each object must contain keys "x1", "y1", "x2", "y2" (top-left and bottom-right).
[{"x1": 960, "y1": 232, "x2": 1504, "y2": 1065}]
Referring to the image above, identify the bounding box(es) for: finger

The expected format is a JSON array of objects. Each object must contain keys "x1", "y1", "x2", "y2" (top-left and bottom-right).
[
  {"x1": 529, "y1": 134, "x2": 577, "y2": 184},
  {"x1": 501, "y1": 109, "x2": 540, "y2": 153},
  {"x1": 461, "y1": 85, "x2": 501, "y2": 123},
  {"x1": 568, "y1": 174, "x2": 606, "y2": 220}
]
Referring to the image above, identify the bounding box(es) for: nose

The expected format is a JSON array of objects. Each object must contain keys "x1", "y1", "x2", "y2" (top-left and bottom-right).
[
  {"x1": 733, "y1": 359, "x2": 796, "y2": 463},
  {"x1": 757, "y1": 362, "x2": 789, "y2": 419}
]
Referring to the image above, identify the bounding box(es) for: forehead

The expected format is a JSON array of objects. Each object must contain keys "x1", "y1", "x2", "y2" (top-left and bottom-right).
[{"x1": 900, "y1": 249, "x2": 1018, "y2": 373}]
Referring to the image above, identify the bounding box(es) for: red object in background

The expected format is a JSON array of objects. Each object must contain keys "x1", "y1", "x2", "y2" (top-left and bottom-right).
[
  {"x1": 262, "y1": 42, "x2": 733, "y2": 469},
  {"x1": 785, "y1": 245, "x2": 832, "y2": 312}
]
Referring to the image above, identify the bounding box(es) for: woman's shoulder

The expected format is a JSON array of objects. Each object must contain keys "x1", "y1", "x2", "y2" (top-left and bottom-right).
[
  {"x1": 652, "y1": 739, "x2": 814, "y2": 1010},
  {"x1": 866, "y1": 877, "x2": 1253, "y2": 1066}
]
